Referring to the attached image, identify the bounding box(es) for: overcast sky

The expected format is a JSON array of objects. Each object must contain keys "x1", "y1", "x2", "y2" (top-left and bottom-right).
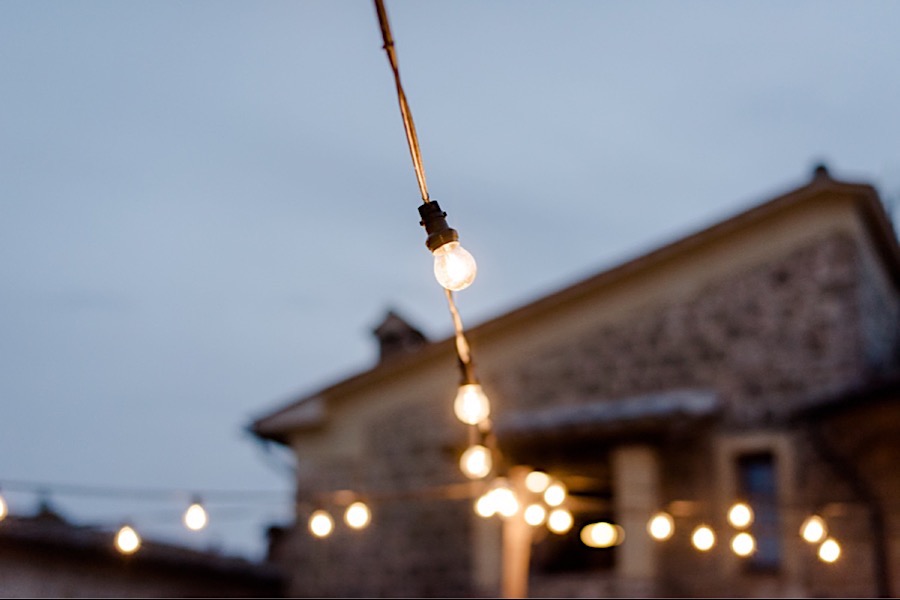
[{"x1": 1, "y1": 0, "x2": 899, "y2": 559}]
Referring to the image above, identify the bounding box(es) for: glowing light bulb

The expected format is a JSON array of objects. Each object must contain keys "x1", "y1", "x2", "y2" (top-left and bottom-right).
[
  {"x1": 692, "y1": 525, "x2": 716, "y2": 551},
  {"x1": 731, "y1": 532, "x2": 756, "y2": 556},
  {"x1": 818, "y1": 537, "x2": 841, "y2": 563},
  {"x1": 453, "y1": 384, "x2": 491, "y2": 425},
  {"x1": 309, "y1": 510, "x2": 334, "y2": 538},
  {"x1": 475, "y1": 493, "x2": 496, "y2": 518},
  {"x1": 115, "y1": 525, "x2": 141, "y2": 554},
  {"x1": 547, "y1": 508, "x2": 574, "y2": 534},
  {"x1": 344, "y1": 501, "x2": 371, "y2": 530},
  {"x1": 183, "y1": 502, "x2": 208, "y2": 531},
  {"x1": 460, "y1": 445, "x2": 492, "y2": 479},
  {"x1": 727, "y1": 502, "x2": 754, "y2": 529},
  {"x1": 581, "y1": 522, "x2": 620, "y2": 548},
  {"x1": 524, "y1": 503, "x2": 547, "y2": 527},
  {"x1": 0, "y1": 493, "x2": 7, "y2": 521},
  {"x1": 492, "y1": 486, "x2": 519, "y2": 519},
  {"x1": 433, "y1": 241, "x2": 477, "y2": 291},
  {"x1": 543, "y1": 482, "x2": 567, "y2": 507},
  {"x1": 524, "y1": 471, "x2": 551, "y2": 494},
  {"x1": 647, "y1": 512, "x2": 674, "y2": 541},
  {"x1": 801, "y1": 515, "x2": 827, "y2": 543}
]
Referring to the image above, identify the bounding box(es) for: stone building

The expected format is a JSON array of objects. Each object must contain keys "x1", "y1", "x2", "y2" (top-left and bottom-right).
[
  {"x1": 0, "y1": 504, "x2": 283, "y2": 598},
  {"x1": 251, "y1": 166, "x2": 900, "y2": 597}
]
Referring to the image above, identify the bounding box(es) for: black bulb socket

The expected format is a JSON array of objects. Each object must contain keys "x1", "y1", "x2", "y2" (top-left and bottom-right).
[{"x1": 418, "y1": 201, "x2": 459, "y2": 252}]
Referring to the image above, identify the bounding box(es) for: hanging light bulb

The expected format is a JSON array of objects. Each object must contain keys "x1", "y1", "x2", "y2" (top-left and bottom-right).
[
  {"x1": 344, "y1": 501, "x2": 371, "y2": 530},
  {"x1": 475, "y1": 492, "x2": 497, "y2": 518},
  {"x1": 691, "y1": 525, "x2": 716, "y2": 551},
  {"x1": 183, "y1": 499, "x2": 208, "y2": 531},
  {"x1": 818, "y1": 537, "x2": 841, "y2": 563},
  {"x1": 523, "y1": 504, "x2": 547, "y2": 527},
  {"x1": 580, "y1": 522, "x2": 616, "y2": 548},
  {"x1": 115, "y1": 525, "x2": 141, "y2": 555},
  {"x1": 432, "y1": 242, "x2": 477, "y2": 291},
  {"x1": 524, "y1": 471, "x2": 551, "y2": 494},
  {"x1": 727, "y1": 502, "x2": 754, "y2": 529},
  {"x1": 309, "y1": 510, "x2": 334, "y2": 538},
  {"x1": 477, "y1": 478, "x2": 518, "y2": 519},
  {"x1": 547, "y1": 508, "x2": 574, "y2": 534},
  {"x1": 460, "y1": 445, "x2": 492, "y2": 479},
  {"x1": 543, "y1": 482, "x2": 567, "y2": 507},
  {"x1": 419, "y1": 201, "x2": 477, "y2": 291},
  {"x1": 647, "y1": 512, "x2": 675, "y2": 541},
  {"x1": 731, "y1": 532, "x2": 756, "y2": 557},
  {"x1": 491, "y1": 483, "x2": 519, "y2": 519},
  {"x1": 453, "y1": 383, "x2": 491, "y2": 425},
  {"x1": 800, "y1": 514, "x2": 827, "y2": 543}
]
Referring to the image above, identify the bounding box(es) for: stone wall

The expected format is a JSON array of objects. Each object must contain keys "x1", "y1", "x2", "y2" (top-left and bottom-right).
[
  {"x1": 275, "y1": 392, "x2": 474, "y2": 597},
  {"x1": 491, "y1": 231, "x2": 869, "y2": 427}
]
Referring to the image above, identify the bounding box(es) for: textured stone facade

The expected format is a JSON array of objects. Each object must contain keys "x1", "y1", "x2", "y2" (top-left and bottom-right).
[{"x1": 491, "y1": 232, "x2": 872, "y2": 428}]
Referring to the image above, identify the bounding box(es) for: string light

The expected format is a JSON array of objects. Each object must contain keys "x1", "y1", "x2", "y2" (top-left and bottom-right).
[
  {"x1": 419, "y1": 202, "x2": 478, "y2": 291},
  {"x1": 543, "y1": 482, "x2": 567, "y2": 507},
  {"x1": 309, "y1": 510, "x2": 335, "y2": 538},
  {"x1": 475, "y1": 492, "x2": 497, "y2": 518},
  {"x1": 818, "y1": 537, "x2": 841, "y2": 563},
  {"x1": 731, "y1": 532, "x2": 756, "y2": 557},
  {"x1": 344, "y1": 501, "x2": 371, "y2": 530},
  {"x1": 647, "y1": 512, "x2": 674, "y2": 541},
  {"x1": 459, "y1": 445, "x2": 492, "y2": 479},
  {"x1": 492, "y1": 483, "x2": 519, "y2": 519},
  {"x1": 547, "y1": 508, "x2": 574, "y2": 534},
  {"x1": 691, "y1": 525, "x2": 716, "y2": 551},
  {"x1": 115, "y1": 524, "x2": 141, "y2": 555},
  {"x1": 800, "y1": 514, "x2": 827, "y2": 543},
  {"x1": 183, "y1": 498, "x2": 208, "y2": 531},
  {"x1": 523, "y1": 504, "x2": 547, "y2": 527},
  {"x1": 453, "y1": 384, "x2": 491, "y2": 426},
  {"x1": 524, "y1": 471, "x2": 551, "y2": 494},
  {"x1": 727, "y1": 502, "x2": 754, "y2": 529},
  {"x1": 581, "y1": 522, "x2": 623, "y2": 548}
]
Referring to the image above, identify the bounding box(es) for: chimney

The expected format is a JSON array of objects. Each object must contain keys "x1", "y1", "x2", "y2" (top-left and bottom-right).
[{"x1": 372, "y1": 310, "x2": 428, "y2": 362}]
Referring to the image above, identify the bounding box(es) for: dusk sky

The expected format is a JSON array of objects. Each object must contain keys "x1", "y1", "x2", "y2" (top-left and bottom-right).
[{"x1": 2, "y1": 1, "x2": 899, "y2": 559}]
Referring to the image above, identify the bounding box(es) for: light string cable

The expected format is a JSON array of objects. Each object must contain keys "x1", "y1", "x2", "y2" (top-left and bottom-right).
[
  {"x1": 373, "y1": 0, "x2": 482, "y2": 395},
  {"x1": 374, "y1": 0, "x2": 430, "y2": 204}
]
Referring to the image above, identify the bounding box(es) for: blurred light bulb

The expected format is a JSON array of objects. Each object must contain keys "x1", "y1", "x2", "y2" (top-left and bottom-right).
[
  {"x1": 475, "y1": 493, "x2": 496, "y2": 518},
  {"x1": 581, "y1": 522, "x2": 620, "y2": 548},
  {"x1": 433, "y1": 241, "x2": 477, "y2": 291},
  {"x1": 731, "y1": 532, "x2": 756, "y2": 556},
  {"x1": 524, "y1": 503, "x2": 547, "y2": 527},
  {"x1": 309, "y1": 510, "x2": 334, "y2": 538},
  {"x1": 0, "y1": 494, "x2": 7, "y2": 521},
  {"x1": 454, "y1": 384, "x2": 491, "y2": 425},
  {"x1": 818, "y1": 537, "x2": 841, "y2": 563},
  {"x1": 547, "y1": 508, "x2": 574, "y2": 534},
  {"x1": 492, "y1": 486, "x2": 519, "y2": 519},
  {"x1": 801, "y1": 515, "x2": 827, "y2": 543},
  {"x1": 692, "y1": 525, "x2": 716, "y2": 551},
  {"x1": 524, "y1": 471, "x2": 551, "y2": 494},
  {"x1": 727, "y1": 502, "x2": 754, "y2": 529},
  {"x1": 344, "y1": 501, "x2": 371, "y2": 530},
  {"x1": 543, "y1": 482, "x2": 567, "y2": 507},
  {"x1": 115, "y1": 525, "x2": 141, "y2": 555},
  {"x1": 460, "y1": 445, "x2": 492, "y2": 479},
  {"x1": 648, "y1": 512, "x2": 674, "y2": 541},
  {"x1": 183, "y1": 502, "x2": 208, "y2": 531}
]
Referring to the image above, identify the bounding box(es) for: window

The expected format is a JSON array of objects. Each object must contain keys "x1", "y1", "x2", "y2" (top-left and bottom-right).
[{"x1": 736, "y1": 452, "x2": 781, "y2": 570}]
